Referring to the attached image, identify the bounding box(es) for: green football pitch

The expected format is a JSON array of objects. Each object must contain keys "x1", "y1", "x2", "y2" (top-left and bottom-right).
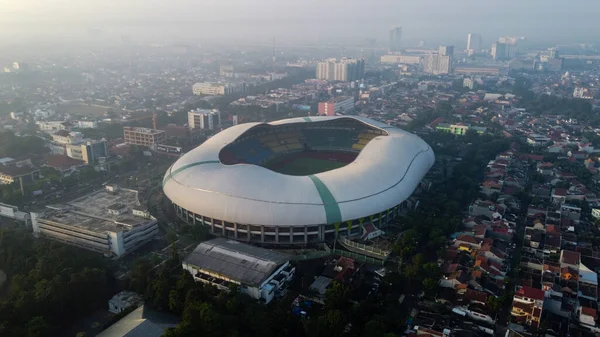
[{"x1": 265, "y1": 157, "x2": 347, "y2": 176}]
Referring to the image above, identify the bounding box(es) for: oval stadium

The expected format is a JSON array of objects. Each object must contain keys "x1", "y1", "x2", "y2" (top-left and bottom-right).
[{"x1": 163, "y1": 116, "x2": 435, "y2": 245}]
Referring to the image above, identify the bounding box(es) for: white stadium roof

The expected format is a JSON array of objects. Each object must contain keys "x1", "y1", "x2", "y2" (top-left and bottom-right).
[{"x1": 163, "y1": 116, "x2": 434, "y2": 226}]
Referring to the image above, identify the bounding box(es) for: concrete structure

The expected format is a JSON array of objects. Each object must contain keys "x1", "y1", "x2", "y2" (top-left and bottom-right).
[
  {"x1": 436, "y1": 123, "x2": 486, "y2": 135},
  {"x1": 0, "y1": 202, "x2": 31, "y2": 225},
  {"x1": 424, "y1": 47, "x2": 453, "y2": 75},
  {"x1": 188, "y1": 109, "x2": 221, "y2": 131},
  {"x1": 467, "y1": 33, "x2": 482, "y2": 56},
  {"x1": 65, "y1": 139, "x2": 108, "y2": 164},
  {"x1": 108, "y1": 291, "x2": 143, "y2": 314},
  {"x1": 182, "y1": 238, "x2": 295, "y2": 303},
  {"x1": 98, "y1": 305, "x2": 178, "y2": 337},
  {"x1": 219, "y1": 64, "x2": 234, "y2": 77},
  {"x1": 78, "y1": 120, "x2": 99, "y2": 129},
  {"x1": 511, "y1": 286, "x2": 545, "y2": 329},
  {"x1": 526, "y1": 134, "x2": 551, "y2": 147},
  {"x1": 389, "y1": 26, "x2": 402, "y2": 52},
  {"x1": 192, "y1": 82, "x2": 245, "y2": 96},
  {"x1": 316, "y1": 58, "x2": 365, "y2": 82},
  {"x1": 38, "y1": 121, "x2": 72, "y2": 133},
  {"x1": 163, "y1": 116, "x2": 434, "y2": 245},
  {"x1": 10, "y1": 111, "x2": 24, "y2": 120},
  {"x1": 52, "y1": 130, "x2": 82, "y2": 145},
  {"x1": 318, "y1": 96, "x2": 355, "y2": 116},
  {"x1": 380, "y1": 54, "x2": 421, "y2": 65},
  {"x1": 0, "y1": 166, "x2": 40, "y2": 186},
  {"x1": 123, "y1": 127, "x2": 166, "y2": 147},
  {"x1": 463, "y1": 78, "x2": 475, "y2": 90},
  {"x1": 31, "y1": 185, "x2": 158, "y2": 257}
]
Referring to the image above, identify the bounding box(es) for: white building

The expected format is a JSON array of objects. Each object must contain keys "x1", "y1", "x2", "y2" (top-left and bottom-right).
[
  {"x1": 33, "y1": 109, "x2": 56, "y2": 119},
  {"x1": 467, "y1": 33, "x2": 482, "y2": 56},
  {"x1": 10, "y1": 111, "x2": 24, "y2": 120},
  {"x1": 192, "y1": 82, "x2": 245, "y2": 96},
  {"x1": 52, "y1": 130, "x2": 83, "y2": 145},
  {"x1": 38, "y1": 121, "x2": 71, "y2": 133},
  {"x1": 188, "y1": 109, "x2": 221, "y2": 131},
  {"x1": 380, "y1": 54, "x2": 421, "y2": 65},
  {"x1": 315, "y1": 58, "x2": 365, "y2": 82},
  {"x1": 78, "y1": 120, "x2": 99, "y2": 129},
  {"x1": 31, "y1": 185, "x2": 158, "y2": 258},
  {"x1": 182, "y1": 238, "x2": 295, "y2": 304}
]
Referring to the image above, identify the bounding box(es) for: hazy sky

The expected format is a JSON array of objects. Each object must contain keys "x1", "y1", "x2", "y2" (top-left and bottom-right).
[{"x1": 0, "y1": 0, "x2": 598, "y2": 45}]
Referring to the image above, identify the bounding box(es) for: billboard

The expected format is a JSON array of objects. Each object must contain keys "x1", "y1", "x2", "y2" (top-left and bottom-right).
[
  {"x1": 155, "y1": 144, "x2": 183, "y2": 155},
  {"x1": 232, "y1": 115, "x2": 238, "y2": 125}
]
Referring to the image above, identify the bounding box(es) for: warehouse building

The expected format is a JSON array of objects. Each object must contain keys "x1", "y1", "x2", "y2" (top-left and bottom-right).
[
  {"x1": 182, "y1": 238, "x2": 295, "y2": 303},
  {"x1": 31, "y1": 185, "x2": 158, "y2": 258}
]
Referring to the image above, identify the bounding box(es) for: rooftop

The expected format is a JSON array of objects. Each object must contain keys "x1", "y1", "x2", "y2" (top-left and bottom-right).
[
  {"x1": 40, "y1": 187, "x2": 153, "y2": 234},
  {"x1": 183, "y1": 238, "x2": 289, "y2": 287},
  {"x1": 123, "y1": 127, "x2": 165, "y2": 135},
  {"x1": 97, "y1": 305, "x2": 178, "y2": 337}
]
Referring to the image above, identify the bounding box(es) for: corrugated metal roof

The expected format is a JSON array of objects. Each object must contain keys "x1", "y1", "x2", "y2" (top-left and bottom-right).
[{"x1": 183, "y1": 238, "x2": 289, "y2": 287}]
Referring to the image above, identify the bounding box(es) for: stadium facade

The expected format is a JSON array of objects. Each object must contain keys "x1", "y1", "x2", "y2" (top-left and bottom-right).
[{"x1": 163, "y1": 116, "x2": 434, "y2": 245}]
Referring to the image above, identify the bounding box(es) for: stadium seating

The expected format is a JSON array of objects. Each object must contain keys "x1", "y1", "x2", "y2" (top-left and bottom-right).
[
  {"x1": 302, "y1": 129, "x2": 357, "y2": 150},
  {"x1": 352, "y1": 132, "x2": 379, "y2": 151},
  {"x1": 225, "y1": 127, "x2": 379, "y2": 165},
  {"x1": 228, "y1": 138, "x2": 273, "y2": 164}
]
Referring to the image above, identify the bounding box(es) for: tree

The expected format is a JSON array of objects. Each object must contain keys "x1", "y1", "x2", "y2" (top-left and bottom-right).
[
  {"x1": 423, "y1": 278, "x2": 438, "y2": 295},
  {"x1": 324, "y1": 281, "x2": 350, "y2": 311},
  {"x1": 27, "y1": 316, "x2": 51, "y2": 337},
  {"x1": 487, "y1": 296, "x2": 501, "y2": 312}
]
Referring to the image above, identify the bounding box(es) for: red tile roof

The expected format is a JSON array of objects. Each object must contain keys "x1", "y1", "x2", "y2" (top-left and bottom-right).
[
  {"x1": 519, "y1": 286, "x2": 545, "y2": 301},
  {"x1": 582, "y1": 307, "x2": 597, "y2": 319},
  {"x1": 561, "y1": 250, "x2": 581, "y2": 265},
  {"x1": 46, "y1": 155, "x2": 86, "y2": 170}
]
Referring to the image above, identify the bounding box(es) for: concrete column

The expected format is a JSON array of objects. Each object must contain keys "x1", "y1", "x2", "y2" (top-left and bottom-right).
[
  {"x1": 261, "y1": 226, "x2": 265, "y2": 243},
  {"x1": 210, "y1": 218, "x2": 215, "y2": 234},
  {"x1": 234, "y1": 223, "x2": 238, "y2": 239},
  {"x1": 275, "y1": 226, "x2": 279, "y2": 243},
  {"x1": 319, "y1": 224, "x2": 324, "y2": 241},
  {"x1": 304, "y1": 226, "x2": 308, "y2": 244},
  {"x1": 221, "y1": 221, "x2": 225, "y2": 236},
  {"x1": 289, "y1": 227, "x2": 293, "y2": 244}
]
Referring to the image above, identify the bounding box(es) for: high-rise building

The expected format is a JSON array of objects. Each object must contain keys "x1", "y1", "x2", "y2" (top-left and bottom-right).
[
  {"x1": 389, "y1": 26, "x2": 402, "y2": 52},
  {"x1": 439, "y1": 45, "x2": 454, "y2": 57},
  {"x1": 423, "y1": 46, "x2": 453, "y2": 75},
  {"x1": 492, "y1": 37, "x2": 518, "y2": 60},
  {"x1": 123, "y1": 127, "x2": 166, "y2": 147},
  {"x1": 467, "y1": 33, "x2": 482, "y2": 56},
  {"x1": 315, "y1": 58, "x2": 365, "y2": 82},
  {"x1": 188, "y1": 109, "x2": 221, "y2": 131}
]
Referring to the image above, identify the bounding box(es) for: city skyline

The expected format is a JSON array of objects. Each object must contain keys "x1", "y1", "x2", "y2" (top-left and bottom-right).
[{"x1": 1, "y1": 0, "x2": 600, "y2": 46}]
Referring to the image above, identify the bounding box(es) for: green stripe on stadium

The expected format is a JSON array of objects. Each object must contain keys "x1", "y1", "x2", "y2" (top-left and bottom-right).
[
  {"x1": 163, "y1": 160, "x2": 221, "y2": 187},
  {"x1": 303, "y1": 117, "x2": 312, "y2": 122},
  {"x1": 308, "y1": 175, "x2": 342, "y2": 224}
]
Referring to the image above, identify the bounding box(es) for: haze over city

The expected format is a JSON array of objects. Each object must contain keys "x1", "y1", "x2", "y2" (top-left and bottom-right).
[
  {"x1": 2, "y1": 1, "x2": 600, "y2": 336},
  {"x1": 1, "y1": 0, "x2": 599, "y2": 46}
]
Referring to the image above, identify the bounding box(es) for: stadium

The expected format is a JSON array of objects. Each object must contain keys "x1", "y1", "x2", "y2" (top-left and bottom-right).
[{"x1": 163, "y1": 116, "x2": 434, "y2": 245}]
